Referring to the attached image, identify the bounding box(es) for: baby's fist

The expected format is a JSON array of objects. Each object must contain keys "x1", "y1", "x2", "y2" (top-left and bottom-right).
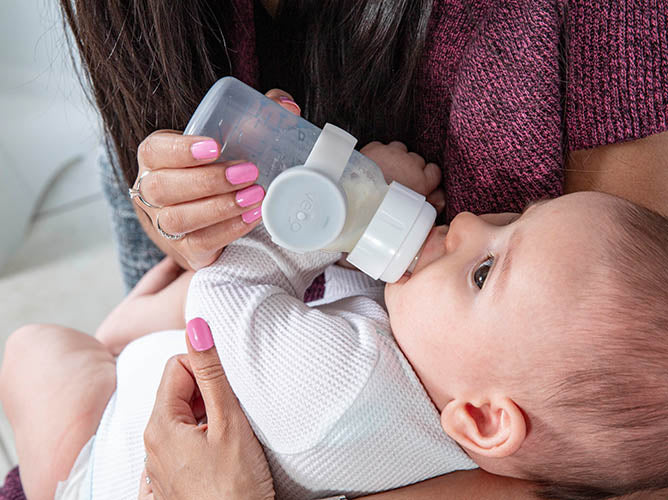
[{"x1": 360, "y1": 141, "x2": 445, "y2": 214}]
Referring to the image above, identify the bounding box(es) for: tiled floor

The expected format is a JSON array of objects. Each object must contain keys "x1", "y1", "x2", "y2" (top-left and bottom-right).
[{"x1": 0, "y1": 156, "x2": 125, "y2": 479}]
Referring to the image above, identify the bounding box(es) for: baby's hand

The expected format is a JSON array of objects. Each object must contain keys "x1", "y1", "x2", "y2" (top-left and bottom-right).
[
  {"x1": 360, "y1": 141, "x2": 445, "y2": 214},
  {"x1": 334, "y1": 141, "x2": 445, "y2": 270}
]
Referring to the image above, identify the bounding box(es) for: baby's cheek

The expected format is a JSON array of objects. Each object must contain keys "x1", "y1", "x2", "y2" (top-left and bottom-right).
[
  {"x1": 385, "y1": 288, "x2": 407, "y2": 329},
  {"x1": 384, "y1": 283, "x2": 398, "y2": 310},
  {"x1": 387, "y1": 283, "x2": 413, "y2": 311}
]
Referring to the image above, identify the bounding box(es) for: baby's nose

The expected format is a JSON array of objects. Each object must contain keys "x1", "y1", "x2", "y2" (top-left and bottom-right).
[{"x1": 446, "y1": 212, "x2": 489, "y2": 253}]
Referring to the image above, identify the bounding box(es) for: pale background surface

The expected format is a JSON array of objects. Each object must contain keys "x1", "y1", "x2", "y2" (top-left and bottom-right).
[{"x1": 0, "y1": 0, "x2": 125, "y2": 478}]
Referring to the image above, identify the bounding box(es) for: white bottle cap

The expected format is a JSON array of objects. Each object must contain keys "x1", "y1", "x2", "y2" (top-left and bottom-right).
[
  {"x1": 347, "y1": 182, "x2": 436, "y2": 282},
  {"x1": 262, "y1": 124, "x2": 357, "y2": 253}
]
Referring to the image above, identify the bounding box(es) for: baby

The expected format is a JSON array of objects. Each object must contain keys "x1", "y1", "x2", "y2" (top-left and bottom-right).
[{"x1": 2, "y1": 158, "x2": 668, "y2": 500}]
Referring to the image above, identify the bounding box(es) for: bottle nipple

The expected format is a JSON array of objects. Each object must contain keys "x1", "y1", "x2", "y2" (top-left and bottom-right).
[{"x1": 405, "y1": 247, "x2": 423, "y2": 274}]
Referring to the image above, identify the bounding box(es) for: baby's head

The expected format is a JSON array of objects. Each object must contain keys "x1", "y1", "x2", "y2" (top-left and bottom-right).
[{"x1": 385, "y1": 191, "x2": 668, "y2": 498}]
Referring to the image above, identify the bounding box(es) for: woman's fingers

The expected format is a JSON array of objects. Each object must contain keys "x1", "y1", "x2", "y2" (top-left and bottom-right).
[
  {"x1": 148, "y1": 355, "x2": 198, "y2": 427},
  {"x1": 155, "y1": 187, "x2": 265, "y2": 237},
  {"x1": 160, "y1": 210, "x2": 261, "y2": 269},
  {"x1": 132, "y1": 89, "x2": 302, "y2": 270},
  {"x1": 137, "y1": 468, "x2": 154, "y2": 500},
  {"x1": 265, "y1": 89, "x2": 301, "y2": 116},
  {"x1": 139, "y1": 163, "x2": 259, "y2": 208},
  {"x1": 142, "y1": 319, "x2": 276, "y2": 500},
  {"x1": 131, "y1": 161, "x2": 264, "y2": 270},
  {"x1": 185, "y1": 318, "x2": 246, "y2": 438},
  {"x1": 138, "y1": 131, "x2": 220, "y2": 170}
]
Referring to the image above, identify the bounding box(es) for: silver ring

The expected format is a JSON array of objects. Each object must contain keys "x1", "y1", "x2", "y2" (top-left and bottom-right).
[
  {"x1": 156, "y1": 213, "x2": 186, "y2": 241},
  {"x1": 144, "y1": 455, "x2": 151, "y2": 485},
  {"x1": 129, "y1": 171, "x2": 162, "y2": 209}
]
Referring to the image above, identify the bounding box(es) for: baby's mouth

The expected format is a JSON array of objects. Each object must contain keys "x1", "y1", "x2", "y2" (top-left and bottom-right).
[{"x1": 401, "y1": 225, "x2": 449, "y2": 279}]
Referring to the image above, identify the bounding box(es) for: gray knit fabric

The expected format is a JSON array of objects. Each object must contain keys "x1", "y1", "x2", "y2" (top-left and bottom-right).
[
  {"x1": 98, "y1": 148, "x2": 164, "y2": 292},
  {"x1": 89, "y1": 226, "x2": 476, "y2": 500}
]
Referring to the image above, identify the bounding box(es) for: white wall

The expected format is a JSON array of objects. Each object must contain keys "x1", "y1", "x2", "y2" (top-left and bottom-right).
[{"x1": 0, "y1": 0, "x2": 100, "y2": 271}]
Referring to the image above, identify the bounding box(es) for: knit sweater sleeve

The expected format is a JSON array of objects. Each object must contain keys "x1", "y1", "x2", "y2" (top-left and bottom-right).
[
  {"x1": 566, "y1": 1, "x2": 668, "y2": 151},
  {"x1": 184, "y1": 227, "x2": 384, "y2": 454}
]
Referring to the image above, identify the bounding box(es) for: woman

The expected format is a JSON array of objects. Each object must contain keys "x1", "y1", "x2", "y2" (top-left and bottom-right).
[
  {"x1": 2, "y1": 0, "x2": 659, "y2": 498},
  {"x1": 58, "y1": 0, "x2": 667, "y2": 290}
]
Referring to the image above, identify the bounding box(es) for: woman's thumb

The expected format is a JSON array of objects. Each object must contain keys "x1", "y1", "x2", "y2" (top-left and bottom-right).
[{"x1": 185, "y1": 318, "x2": 242, "y2": 430}]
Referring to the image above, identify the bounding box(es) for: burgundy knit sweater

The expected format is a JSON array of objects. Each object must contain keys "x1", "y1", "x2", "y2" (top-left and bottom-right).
[
  {"x1": 2, "y1": 2, "x2": 667, "y2": 498},
  {"x1": 226, "y1": 0, "x2": 668, "y2": 222}
]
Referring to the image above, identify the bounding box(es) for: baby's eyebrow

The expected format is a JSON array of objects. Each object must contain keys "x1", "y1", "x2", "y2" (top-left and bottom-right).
[
  {"x1": 491, "y1": 198, "x2": 549, "y2": 301},
  {"x1": 492, "y1": 228, "x2": 523, "y2": 302}
]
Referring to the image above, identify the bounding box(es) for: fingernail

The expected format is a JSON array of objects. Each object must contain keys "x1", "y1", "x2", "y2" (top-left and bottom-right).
[
  {"x1": 242, "y1": 207, "x2": 262, "y2": 224},
  {"x1": 235, "y1": 185, "x2": 265, "y2": 208},
  {"x1": 187, "y1": 317, "x2": 214, "y2": 351},
  {"x1": 225, "y1": 162, "x2": 258, "y2": 185},
  {"x1": 279, "y1": 96, "x2": 301, "y2": 114},
  {"x1": 191, "y1": 140, "x2": 218, "y2": 160}
]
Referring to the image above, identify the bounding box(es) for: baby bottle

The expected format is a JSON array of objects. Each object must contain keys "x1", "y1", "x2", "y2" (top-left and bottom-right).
[{"x1": 184, "y1": 77, "x2": 435, "y2": 282}]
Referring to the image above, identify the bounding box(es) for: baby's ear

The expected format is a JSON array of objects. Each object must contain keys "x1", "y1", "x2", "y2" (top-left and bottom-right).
[{"x1": 440, "y1": 397, "x2": 526, "y2": 458}]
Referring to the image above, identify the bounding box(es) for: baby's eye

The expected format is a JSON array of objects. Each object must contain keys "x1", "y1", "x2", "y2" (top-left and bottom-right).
[{"x1": 473, "y1": 257, "x2": 494, "y2": 289}]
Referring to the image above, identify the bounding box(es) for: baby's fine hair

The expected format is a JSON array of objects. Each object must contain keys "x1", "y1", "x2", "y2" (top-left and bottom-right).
[{"x1": 524, "y1": 198, "x2": 668, "y2": 500}]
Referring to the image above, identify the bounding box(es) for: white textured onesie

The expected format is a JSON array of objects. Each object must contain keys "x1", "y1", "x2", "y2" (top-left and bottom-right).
[{"x1": 89, "y1": 227, "x2": 476, "y2": 500}]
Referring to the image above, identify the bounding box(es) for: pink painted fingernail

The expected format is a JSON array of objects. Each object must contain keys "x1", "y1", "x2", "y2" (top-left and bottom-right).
[
  {"x1": 242, "y1": 207, "x2": 262, "y2": 224},
  {"x1": 279, "y1": 96, "x2": 301, "y2": 114},
  {"x1": 191, "y1": 140, "x2": 218, "y2": 160},
  {"x1": 225, "y1": 162, "x2": 258, "y2": 185},
  {"x1": 186, "y1": 318, "x2": 214, "y2": 351},
  {"x1": 235, "y1": 185, "x2": 265, "y2": 208}
]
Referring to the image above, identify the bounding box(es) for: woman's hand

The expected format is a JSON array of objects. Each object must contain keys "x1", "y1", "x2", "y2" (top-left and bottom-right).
[
  {"x1": 132, "y1": 90, "x2": 302, "y2": 271},
  {"x1": 361, "y1": 141, "x2": 446, "y2": 215},
  {"x1": 96, "y1": 257, "x2": 194, "y2": 355},
  {"x1": 140, "y1": 319, "x2": 275, "y2": 500}
]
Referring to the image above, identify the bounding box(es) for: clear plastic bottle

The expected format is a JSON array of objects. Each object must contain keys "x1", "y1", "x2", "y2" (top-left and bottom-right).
[{"x1": 184, "y1": 77, "x2": 435, "y2": 282}]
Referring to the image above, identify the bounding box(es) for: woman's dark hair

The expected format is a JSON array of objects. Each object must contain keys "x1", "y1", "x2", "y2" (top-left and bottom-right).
[{"x1": 59, "y1": 0, "x2": 433, "y2": 187}]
